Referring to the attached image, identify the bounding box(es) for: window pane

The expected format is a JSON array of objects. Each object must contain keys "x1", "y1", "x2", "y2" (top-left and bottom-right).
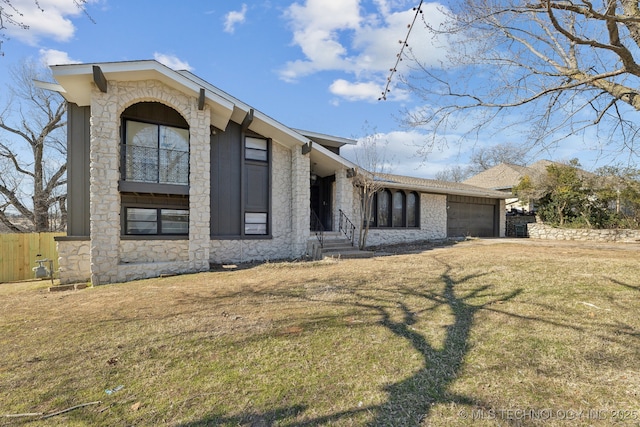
[
  {"x1": 246, "y1": 137, "x2": 267, "y2": 150},
  {"x1": 161, "y1": 209, "x2": 189, "y2": 234},
  {"x1": 245, "y1": 137, "x2": 268, "y2": 161},
  {"x1": 160, "y1": 126, "x2": 189, "y2": 151},
  {"x1": 393, "y1": 192, "x2": 404, "y2": 227},
  {"x1": 126, "y1": 208, "x2": 157, "y2": 234},
  {"x1": 124, "y1": 121, "x2": 189, "y2": 185},
  {"x1": 159, "y1": 126, "x2": 189, "y2": 184},
  {"x1": 407, "y1": 193, "x2": 417, "y2": 227},
  {"x1": 127, "y1": 121, "x2": 158, "y2": 148},
  {"x1": 377, "y1": 191, "x2": 390, "y2": 227},
  {"x1": 159, "y1": 150, "x2": 189, "y2": 184},
  {"x1": 126, "y1": 144, "x2": 158, "y2": 182},
  {"x1": 245, "y1": 212, "x2": 267, "y2": 235},
  {"x1": 126, "y1": 122, "x2": 159, "y2": 183}
]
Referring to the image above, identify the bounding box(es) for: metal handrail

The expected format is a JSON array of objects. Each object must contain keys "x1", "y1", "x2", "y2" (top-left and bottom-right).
[
  {"x1": 338, "y1": 209, "x2": 356, "y2": 246},
  {"x1": 310, "y1": 209, "x2": 324, "y2": 248}
]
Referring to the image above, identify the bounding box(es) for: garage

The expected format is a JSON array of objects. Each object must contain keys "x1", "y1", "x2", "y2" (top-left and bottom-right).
[{"x1": 447, "y1": 195, "x2": 500, "y2": 237}]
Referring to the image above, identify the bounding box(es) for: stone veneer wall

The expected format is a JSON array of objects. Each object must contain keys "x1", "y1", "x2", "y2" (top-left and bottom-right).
[
  {"x1": 88, "y1": 80, "x2": 210, "y2": 285},
  {"x1": 57, "y1": 239, "x2": 91, "y2": 284},
  {"x1": 527, "y1": 222, "x2": 640, "y2": 243},
  {"x1": 334, "y1": 168, "x2": 355, "y2": 233},
  {"x1": 59, "y1": 78, "x2": 311, "y2": 283},
  {"x1": 209, "y1": 142, "x2": 308, "y2": 263},
  {"x1": 119, "y1": 240, "x2": 189, "y2": 264},
  {"x1": 355, "y1": 192, "x2": 448, "y2": 247}
]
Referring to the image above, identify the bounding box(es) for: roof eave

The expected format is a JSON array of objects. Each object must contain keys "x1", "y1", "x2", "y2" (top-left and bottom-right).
[{"x1": 50, "y1": 60, "x2": 236, "y2": 131}]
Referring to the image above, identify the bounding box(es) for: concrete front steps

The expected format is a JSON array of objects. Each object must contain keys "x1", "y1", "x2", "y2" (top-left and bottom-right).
[{"x1": 310, "y1": 232, "x2": 374, "y2": 259}]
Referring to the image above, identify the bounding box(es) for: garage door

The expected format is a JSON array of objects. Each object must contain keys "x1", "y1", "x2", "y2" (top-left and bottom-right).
[{"x1": 447, "y1": 195, "x2": 498, "y2": 237}]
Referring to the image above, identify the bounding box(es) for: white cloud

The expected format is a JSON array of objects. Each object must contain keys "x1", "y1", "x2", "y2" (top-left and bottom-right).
[
  {"x1": 153, "y1": 53, "x2": 193, "y2": 71},
  {"x1": 223, "y1": 4, "x2": 248, "y2": 34},
  {"x1": 38, "y1": 48, "x2": 80, "y2": 66},
  {"x1": 3, "y1": 0, "x2": 96, "y2": 45},
  {"x1": 329, "y1": 79, "x2": 382, "y2": 102},
  {"x1": 341, "y1": 129, "x2": 469, "y2": 178},
  {"x1": 280, "y1": 1, "x2": 450, "y2": 102}
]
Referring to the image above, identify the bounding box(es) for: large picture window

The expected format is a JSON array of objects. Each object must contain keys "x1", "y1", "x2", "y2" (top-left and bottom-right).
[{"x1": 124, "y1": 120, "x2": 189, "y2": 185}]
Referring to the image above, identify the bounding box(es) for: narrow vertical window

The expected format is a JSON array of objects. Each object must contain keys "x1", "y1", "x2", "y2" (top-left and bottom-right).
[
  {"x1": 407, "y1": 192, "x2": 418, "y2": 227},
  {"x1": 377, "y1": 190, "x2": 391, "y2": 227},
  {"x1": 392, "y1": 191, "x2": 405, "y2": 227}
]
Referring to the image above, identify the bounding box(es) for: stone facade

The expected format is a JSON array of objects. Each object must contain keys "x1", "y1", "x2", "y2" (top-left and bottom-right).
[
  {"x1": 56, "y1": 77, "x2": 312, "y2": 284},
  {"x1": 527, "y1": 222, "x2": 640, "y2": 243},
  {"x1": 86, "y1": 79, "x2": 211, "y2": 284},
  {"x1": 209, "y1": 143, "x2": 309, "y2": 263},
  {"x1": 56, "y1": 238, "x2": 91, "y2": 284},
  {"x1": 363, "y1": 193, "x2": 448, "y2": 246},
  {"x1": 120, "y1": 240, "x2": 189, "y2": 264}
]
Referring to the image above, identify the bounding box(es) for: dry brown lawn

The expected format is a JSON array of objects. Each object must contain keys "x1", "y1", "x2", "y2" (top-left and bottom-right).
[{"x1": 0, "y1": 239, "x2": 639, "y2": 426}]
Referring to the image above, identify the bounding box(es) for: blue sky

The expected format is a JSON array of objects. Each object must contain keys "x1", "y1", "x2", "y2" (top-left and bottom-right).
[{"x1": 0, "y1": 0, "x2": 614, "y2": 178}]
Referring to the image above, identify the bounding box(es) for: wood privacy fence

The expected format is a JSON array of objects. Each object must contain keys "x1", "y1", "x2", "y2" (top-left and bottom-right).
[{"x1": 0, "y1": 233, "x2": 64, "y2": 283}]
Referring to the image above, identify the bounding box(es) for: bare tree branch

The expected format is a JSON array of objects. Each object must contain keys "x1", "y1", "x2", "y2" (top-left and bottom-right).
[
  {"x1": 403, "y1": 0, "x2": 640, "y2": 161},
  {"x1": 0, "y1": 59, "x2": 67, "y2": 232}
]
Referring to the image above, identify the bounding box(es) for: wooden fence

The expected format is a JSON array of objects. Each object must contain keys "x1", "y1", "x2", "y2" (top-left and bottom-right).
[{"x1": 0, "y1": 232, "x2": 64, "y2": 283}]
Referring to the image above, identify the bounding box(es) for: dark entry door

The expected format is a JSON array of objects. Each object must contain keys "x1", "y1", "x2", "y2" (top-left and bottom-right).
[{"x1": 310, "y1": 175, "x2": 333, "y2": 231}]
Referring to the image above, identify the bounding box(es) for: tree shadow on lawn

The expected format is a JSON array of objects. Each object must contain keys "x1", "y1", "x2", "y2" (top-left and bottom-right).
[{"x1": 180, "y1": 257, "x2": 522, "y2": 426}]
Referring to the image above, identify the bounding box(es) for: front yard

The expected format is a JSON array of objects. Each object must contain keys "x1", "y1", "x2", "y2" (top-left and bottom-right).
[{"x1": 1, "y1": 239, "x2": 638, "y2": 426}]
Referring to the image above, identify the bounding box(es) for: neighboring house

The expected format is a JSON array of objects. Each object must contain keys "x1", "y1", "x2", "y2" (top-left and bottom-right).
[
  {"x1": 463, "y1": 160, "x2": 554, "y2": 213},
  {"x1": 49, "y1": 60, "x2": 508, "y2": 285}
]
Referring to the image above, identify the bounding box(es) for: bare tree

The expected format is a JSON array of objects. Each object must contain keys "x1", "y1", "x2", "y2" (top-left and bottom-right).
[
  {"x1": 0, "y1": 60, "x2": 66, "y2": 232},
  {"x1": 435, "y1": 164, "x2": 470, "y2": 182},
  {"x1": 351, "y1": 129, "x2": 392, "y2": 249},
  {"x1": 403, "y1": 0, "x2": 640, "y2": 160}
]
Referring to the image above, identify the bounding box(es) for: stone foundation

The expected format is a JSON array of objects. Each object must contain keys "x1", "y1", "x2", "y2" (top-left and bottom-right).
[
  {"x1": 527, "y1": 222, "x2": 640, "y2": 243},
  {"x1": 56, "y1": 238, "x2": 91, "y2": 285}
]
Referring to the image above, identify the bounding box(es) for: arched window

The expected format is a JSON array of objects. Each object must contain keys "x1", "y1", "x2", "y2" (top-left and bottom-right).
[
  {"x1": 370, "y1": 189, "x2": 419, "y2": 229},
  {"x1": 122, "y1": 102, "x2": 189, "y2": 186},
  {"x1": 120, "y1": 102, "x2": 190, "y2": 237},
  {"x1": 377, "y1": 190, "x2": 391, "y2": 227},
  {"x1": 407, "y1": 192, "x2": 418, "y2": 227},
  {"x1": 392, "y1": 191, "x2": 405, "y2": 227}
]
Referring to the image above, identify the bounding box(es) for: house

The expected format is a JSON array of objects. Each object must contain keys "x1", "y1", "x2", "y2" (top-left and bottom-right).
[
  {"x1": 49, "y1": 60, "x2": 508, "y2": 285},
  {"x1": 463, "y1": 160, "x2": 554, "y2": 213}
]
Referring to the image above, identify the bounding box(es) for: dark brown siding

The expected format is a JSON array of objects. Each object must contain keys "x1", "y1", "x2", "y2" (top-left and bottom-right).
[
  {"x1": 67, "y1": 103, "x2": 90, "y2": 236},
  {"x1": 210, "y1": 122, "x2": 242, "y2": 236}
]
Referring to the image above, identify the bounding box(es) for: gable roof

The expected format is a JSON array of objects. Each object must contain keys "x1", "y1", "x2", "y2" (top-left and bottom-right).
[
  {"x1": 377, "y1": 173, "x2": 510, "y2": 199},
  {"x1": 463, "y1": 160, "x2": 555, "y2": 190}
]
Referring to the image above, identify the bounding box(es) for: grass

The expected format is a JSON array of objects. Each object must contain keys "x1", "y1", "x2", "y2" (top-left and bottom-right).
[{"x1": 0, "y1": 239, "x2": 639, "y2": 426}]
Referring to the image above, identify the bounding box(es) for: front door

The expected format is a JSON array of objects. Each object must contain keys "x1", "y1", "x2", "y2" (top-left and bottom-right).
[{"x1": 310, "y1": 175, "x2": 334, "y2": 231}]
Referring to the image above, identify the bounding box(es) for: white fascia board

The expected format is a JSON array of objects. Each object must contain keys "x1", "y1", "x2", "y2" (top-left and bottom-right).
[
  {"x1": 293, "y1": 128, "x2": 357, "y2": 147},
  {"x1": 380, "y1": 181, "x2": 510, "y2": 199},
  {"x1": 310, "y1": 142, "x2": 359, "y2": 177},
  {"x1": 313, "y1": 142, "x2": 358, "y2": 168},
  {"x1": 33, "y1": 80, "x2": 66, "y2": 93},
  {"x1": 51, "y1": 60, "x2": 235, "y2": 129},
  {"x1": 177, "y1": 70, "x2": 309, "y2": 147}
]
